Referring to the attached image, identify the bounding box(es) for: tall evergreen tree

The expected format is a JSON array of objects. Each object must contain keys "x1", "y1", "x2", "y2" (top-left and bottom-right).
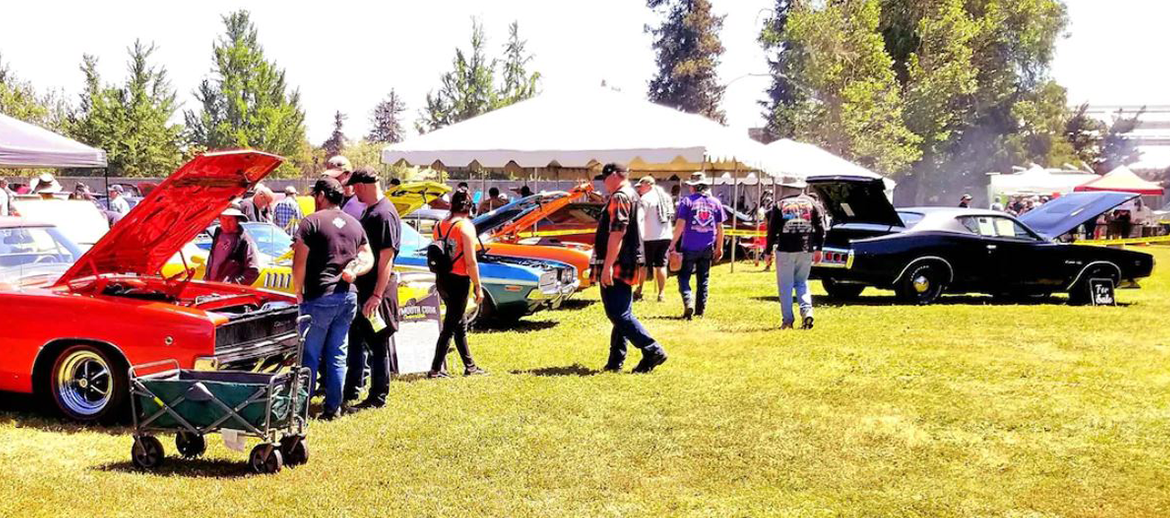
[
  {"x1": 646, "y1": 0, "x2": 727, "y2": 123},
  {"x1": 758, "y1": 0, "x2": 799, "y2": 142},
  {"x1": 185, "y1": 10, "x2": 307, "y2": 171},
  {"x1": 1064, "y1": 103, "x2": 1105, "y2": 169},
  {"x1": 69, "y1": 41, "x2": 184, "y2": 176},
  {"x1": 497, "y1": 21, "x2": 541, "y2": 107},
  {"x1": 368, "y1": 89, "x2": 406, "y2": 144},
  {"x1": 1097, "y1": 108, "x2": 1144, "y2": 173},
  {"x1": 418, "y1": 19, "x2": 497, "y2": 133},
  {"x1": 322, "y1": 111, "x2": 347, "y2": 158}
]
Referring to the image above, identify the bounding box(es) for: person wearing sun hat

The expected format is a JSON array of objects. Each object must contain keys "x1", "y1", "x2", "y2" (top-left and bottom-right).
[
  {"x1": 204, "y1": 203, "x2": 261, "y2": 285},
  {"x1": 669, "y1": 171, "x2": 725, "y2": 320},
  {"x1": 765, "y1": 176, "x2": 825, "y2": 330}
]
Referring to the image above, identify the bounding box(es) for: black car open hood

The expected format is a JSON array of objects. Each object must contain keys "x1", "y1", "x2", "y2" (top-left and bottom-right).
[
  {"x1": 807, "y1": 176, "x2": 902, "y2": 228},
  {"x1": 1018, "y1": 191, "x2": 1138, "y2": 239}
]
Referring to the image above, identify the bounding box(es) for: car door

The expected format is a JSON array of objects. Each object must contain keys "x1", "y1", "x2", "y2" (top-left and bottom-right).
[{"x1": 980, "y1": 216, "x2": 1064, "y2": 290}]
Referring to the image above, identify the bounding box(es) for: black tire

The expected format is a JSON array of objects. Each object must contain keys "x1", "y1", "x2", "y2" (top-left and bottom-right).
[
  {"x1": 250, "y1": 444, "x2": 284, "y2": 474},
  {"x1": 175, "y1": 431, "x2": 206, "y2": 458},
  {"x1": 48, "y1": 343, "x2": 128, "y2": 423},
  {"x1": 895, "y1": 262, "x2": 946, "y2": 305},
  {"x1": 1068, "y1": 265, "x2": 1117, "y2": 305},
  {"x1": 822, "y1": 277, "x2": 865, "y2": 299},
  {"x1": 131, "y1": 436, "x2": 165, "y2": 469},
  {"x1": 280, "y1": 435, "x2": 309, "y2": 466}
]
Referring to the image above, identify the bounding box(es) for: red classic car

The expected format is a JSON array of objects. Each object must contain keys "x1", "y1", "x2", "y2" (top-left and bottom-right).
[{"x1": 0, "y1": 151, "x2": 300, "y2": 422}]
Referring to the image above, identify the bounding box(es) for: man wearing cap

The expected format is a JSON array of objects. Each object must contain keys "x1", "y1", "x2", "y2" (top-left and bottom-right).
[
  {"x1": 593, "y1": 163, "x2": 668, "y2": 374},
  {"x1": 204, "y1": 204, "x2": 262, "y2": 285},
  {"x1": 321, "y1": 155, "x2": 367, "y2": 220},
  {"x1": 958, "y1": 194, "x2": 972, "y2": 208},
  {"x1": 293, "y1": 177, "x2": 374, "y2": 420},
  {"x1": 274, "y1": 185, "x2": 304, "y2": 233},
  {"x1": 766, "y1": 178, "x2": 825, "y2": 330},
  {"x1": 634, "y1": 176, "x2": 674, "y2": 302},
  {"x1": 342, "y1": 168, "x2": 402, "y2": 410},
  {"x1": 108, "y1": 184, "x2": 130, "y2": 215},
  {"x1": 669, "y1": 172, "x2": 724, "y2": 320}
]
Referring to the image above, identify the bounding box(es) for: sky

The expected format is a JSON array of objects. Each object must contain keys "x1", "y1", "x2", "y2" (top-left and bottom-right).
[{"x1": 2, "y1": 0, "x2": 1167, "y2": 144}]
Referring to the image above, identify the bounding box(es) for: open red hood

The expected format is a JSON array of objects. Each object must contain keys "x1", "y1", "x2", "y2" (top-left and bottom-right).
[{"x1": 55, "y1": 150, "x2": 283, "y2": 286}]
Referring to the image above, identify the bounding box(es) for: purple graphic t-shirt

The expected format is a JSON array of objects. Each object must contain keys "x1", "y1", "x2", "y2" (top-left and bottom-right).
[{"x1": 676, "y1": 192, "x2": 725, "y2": 252}]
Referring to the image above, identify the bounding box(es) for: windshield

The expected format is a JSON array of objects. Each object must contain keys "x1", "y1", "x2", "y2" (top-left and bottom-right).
[
  {"x1": 0, "y1": 226, "x2": 82, "y2": 268},
  {"x1": 243, "y1": 222, "x2": 293, "y2": 258},
  {"x1": 896, "y1": 211, "x2": 925, "y2": 229},
  {"x1": 472, "y1": 195, "x2": 545, "y2": 235},
  {"x1": 401, "y1": 223, "x2": 432, "y2": 252}
]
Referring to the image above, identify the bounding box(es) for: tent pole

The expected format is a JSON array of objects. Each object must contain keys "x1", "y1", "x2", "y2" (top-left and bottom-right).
[{"x1": 730, "y1": 162, "x2": 738, "y2": 273}]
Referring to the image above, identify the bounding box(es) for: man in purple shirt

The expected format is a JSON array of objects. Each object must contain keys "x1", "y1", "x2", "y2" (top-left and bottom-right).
[{"x1": 669, "y1": 172, "x2": 724, "y2": 320}]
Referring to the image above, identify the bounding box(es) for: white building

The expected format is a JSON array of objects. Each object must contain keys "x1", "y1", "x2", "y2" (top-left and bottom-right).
[{"x1": 1084, "y1": 105, "x2": 1170, "y2": 173}]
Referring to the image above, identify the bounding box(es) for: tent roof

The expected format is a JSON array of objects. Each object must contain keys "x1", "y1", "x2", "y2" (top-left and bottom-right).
[
  {"x1": 763, "y1": 139, "x2": 884, "y2": 180},
  {"x1": 382, "y1": 87, "x2": 774, "y2": 175},
  {"x1": 1074, "y1": 165, "x2": 1164, "y2": 195},
  {"x1": 0, "y1": 114, "x2": 107, "y2": 169},
  {"x1": 988, "y1": 165, "x2": 1097, "y2": 195}
]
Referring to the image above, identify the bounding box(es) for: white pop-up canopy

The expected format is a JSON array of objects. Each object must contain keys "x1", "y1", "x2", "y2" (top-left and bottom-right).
[
  {"x1": 987, "y1": 165, "x2": 1097, "y2": 198},
  {"x1": 382, "y1": 87, "x2": 774, "y2": 175},
  {"x1": 764, "y1": 139, "x2": 884, "y2": 180},
  {"x1": 0, "y1": 113, "x2": 107, "y2": 168}
]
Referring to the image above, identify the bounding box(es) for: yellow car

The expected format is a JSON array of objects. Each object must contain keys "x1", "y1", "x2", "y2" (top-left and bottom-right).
[{"x1": 291, "y1": 181, "x2": 451, "y2": 221}]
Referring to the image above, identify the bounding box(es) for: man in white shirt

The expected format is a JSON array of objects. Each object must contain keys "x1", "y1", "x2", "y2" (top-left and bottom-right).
[
  {"x1": 108, "y1": 185, "x2": 130, "y2": 215},
  {"x1": 634, "y1": 176, "x2": 674, "y2": 302}
]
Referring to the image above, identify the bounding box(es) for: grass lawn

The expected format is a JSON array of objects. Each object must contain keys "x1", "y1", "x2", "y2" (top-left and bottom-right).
[{"x1": 2, "y1": 248, "x2": 1169, "y2": 517}]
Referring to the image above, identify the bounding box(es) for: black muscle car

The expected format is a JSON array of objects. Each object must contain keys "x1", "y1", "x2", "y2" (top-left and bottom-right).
[{"x1": 807, "y1": 176, "x2": 1155, "y2": 304}]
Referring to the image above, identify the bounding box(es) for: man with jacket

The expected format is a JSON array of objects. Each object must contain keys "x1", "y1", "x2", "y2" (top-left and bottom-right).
[
  {"x1": 669, "y1": 172, "x2": 724, "y2": 320},
  {"x1": 766, "y1": 177, "x2": 826, "y2": 330},
  {"x1": 204, "y1": 205, "x2": 262, "y2": 285}
]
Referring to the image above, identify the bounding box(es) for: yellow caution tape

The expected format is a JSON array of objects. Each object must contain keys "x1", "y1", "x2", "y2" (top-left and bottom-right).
[
  {"x1": 724, "y1": 228, "x2": 767, "y2": 238},
  {"x1": 1076, "y1": 235, "x2": 1170, "y2": 246}
]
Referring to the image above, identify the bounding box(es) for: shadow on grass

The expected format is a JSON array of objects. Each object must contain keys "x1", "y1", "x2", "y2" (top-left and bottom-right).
[
  {"x1": 0, "y1": 392, "x2": 131, "y2": 436},
  {"x1": 96, "y1": 457, "x2": 265, "y2": 479},
  {"x1": 749, "y1": 294, "x2": 1118, "y2": 307},
  {"x1": 554, "y1": 299, "x2": 597, "y2": 310},
  {"x1": 475, "y1": 319, "x2": 559, "y2": 334},
  {"x1": 510, "y1": 363, "x2": 598, "y2": 377}
]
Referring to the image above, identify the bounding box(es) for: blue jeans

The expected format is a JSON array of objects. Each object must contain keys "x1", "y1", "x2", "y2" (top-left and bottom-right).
[
  {"x1": 677, "y1": 247, "x2": 713, "y2": 314},
  {"x1": 775, "y1": 251, "x2": 813, "y2": 325},
  {"x1": 601, "y1": 280, "x2": 662, "y2": 367},
  {"x1": 300, "y1": 291, "x2": 358, "y2": 414}
]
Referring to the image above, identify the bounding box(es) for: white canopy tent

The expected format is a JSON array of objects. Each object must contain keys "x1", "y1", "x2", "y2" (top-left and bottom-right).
[
  {"x1": 987, "y1": 165, "x2": 1097, "y2": 199},
  {"x1": 0, "y1": 113, "x2": 107, "y2": 168},
  {"x1": 762, "y1": 138, "x2": 896, "y2": 199},
  {"x1": 382, "y1": 87, "x2": 775, "y2": 176}
]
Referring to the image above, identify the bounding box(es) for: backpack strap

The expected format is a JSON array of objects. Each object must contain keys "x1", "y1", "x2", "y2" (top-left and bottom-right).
[{"x1": 442, "y1": 218, "x2": 465, "y2": 264}]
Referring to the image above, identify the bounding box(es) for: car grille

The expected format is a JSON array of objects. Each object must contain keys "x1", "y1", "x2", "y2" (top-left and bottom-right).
[{"x1": 214, "y1": 305, "x2": 300, "y2": 367}]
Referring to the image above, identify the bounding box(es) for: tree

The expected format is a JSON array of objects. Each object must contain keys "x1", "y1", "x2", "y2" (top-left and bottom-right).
[
  {"x1": 368, "y1": 89, "x2": 406, "y2": 144},
  {"x1": 322, "y1": 111, "x2": 347, "y2": 158},
  {"x1": 646, "y1": 0, "x2": 726, "y2": 123},
  {"x1": 1064, "y1": 103, "x2": 1105, "y2": 169},
  {"x1": 418, "y1": 19, "x2": 498, "y2": 133},
  {"x1": 185, "y1": 10, "x2": 308, "y2": 176},
  {"x1": 69, "y1": 41, "x2": 184, "y2": 176},
  {"x1": 0, "y1": 53, "x2": 57, "y2": 128},
  {"x1": 1097, "y1": 108, "x2": 1144, "y2": 173},
  {"x1": 780, "y1": 0, "x2": 922, "y2": 174},
  {"x1": 759, "y1": 0, "x2": 799, "y2": 142},
  {"x1": 497, "y1": 21, "x2": 541, "y2": 107}
]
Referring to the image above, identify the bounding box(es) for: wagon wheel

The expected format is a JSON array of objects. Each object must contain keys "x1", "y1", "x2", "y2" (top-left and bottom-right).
[
  {"x1": 131, "y1": 436, "x2": 165, "y2": 469},
  {"x1": 249, "y1": 443, "x2": 284, "y2": 474},
  {"x1": 175, "y1": 431, "x2": 207, "y2": 458},
  {"x1": 280, "y1": 435, "x2": 309, "y2": 466}
]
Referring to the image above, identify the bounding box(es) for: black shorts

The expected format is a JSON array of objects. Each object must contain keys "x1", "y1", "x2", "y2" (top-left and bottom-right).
[{"x1": 643, "y1": 239, "x2": 671, "y2": 268}]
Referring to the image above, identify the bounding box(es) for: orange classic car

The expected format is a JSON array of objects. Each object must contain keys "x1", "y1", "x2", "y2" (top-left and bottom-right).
[{"x1": 0, "y1": 151, "x2": 301, "y2": 422}]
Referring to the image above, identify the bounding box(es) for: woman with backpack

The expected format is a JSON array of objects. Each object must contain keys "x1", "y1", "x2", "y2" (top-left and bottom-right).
[{"x1": 427, "y1": 188, "x2": 487, "y2": 378}]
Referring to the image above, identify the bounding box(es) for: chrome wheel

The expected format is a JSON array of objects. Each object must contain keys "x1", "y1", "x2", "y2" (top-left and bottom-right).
[
  {"x1": 55, "y1": 349, "x2": 113, "y2": 417},
  {"x1": 912, "y1": 275, "x2": 931, "y2": 294}
]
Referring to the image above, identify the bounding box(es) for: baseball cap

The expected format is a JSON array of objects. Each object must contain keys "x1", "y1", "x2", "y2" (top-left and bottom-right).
[
  {"x1": 108, "y1": 184, "x2": 124, "y2": 193},
  {"x1": 284, "y1": 186, "x2": 297, "y2": 195},
  {"x1": 322, "y1": 156, "x2": 353, "y2": 179},
  {"x1": 345, "y1": 169, "x2": 379, "y2": 186},
  {"x1": 221, "y1": 203, "x2": 246, "y2": 218},
  {"x1": 311, "y1": 177, "x2": 344, "y2": 198},
  {"x1": 637, "y1": 176, "x2": 656, "y2": 185}
]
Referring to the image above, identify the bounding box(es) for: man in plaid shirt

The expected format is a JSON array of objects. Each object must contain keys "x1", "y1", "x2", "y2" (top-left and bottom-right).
[{"x1": 274, "y1": 185, "x2": 304, "y2": 233}]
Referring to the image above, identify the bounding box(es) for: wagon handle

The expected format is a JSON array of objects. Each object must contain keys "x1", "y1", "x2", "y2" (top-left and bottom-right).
[{"x1": 128, "y1": 359, "x2": 181, "y2": 379}]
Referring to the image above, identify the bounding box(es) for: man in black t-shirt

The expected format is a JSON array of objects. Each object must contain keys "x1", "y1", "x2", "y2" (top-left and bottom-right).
[
  {"x1": 293, "y1": 178, "x2": 373, "y2": 420},
  {"x1": 342, "y1": 169, "x2": 403, "y2": 410},
  {"x1": 594, "y1": 163, "x2": 667, "y2": 374}
]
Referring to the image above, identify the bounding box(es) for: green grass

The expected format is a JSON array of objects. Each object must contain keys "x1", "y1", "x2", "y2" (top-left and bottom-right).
[{"x1": 3, "y1": 249, "x2": 1170, "y2": 517}]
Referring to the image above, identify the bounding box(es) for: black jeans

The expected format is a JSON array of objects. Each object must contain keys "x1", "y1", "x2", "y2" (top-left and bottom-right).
[
  {"x1": 431, "y1": 273, "x2": 477, "y2": 373},
  {"x1": 343, "y1": 305, "x2": 395, "y2": 405}
]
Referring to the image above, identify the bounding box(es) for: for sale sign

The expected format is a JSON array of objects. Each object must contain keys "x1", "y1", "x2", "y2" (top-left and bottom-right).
[{"x1": 1089, "y1": 278, "x2": 1115, "y2": 306}]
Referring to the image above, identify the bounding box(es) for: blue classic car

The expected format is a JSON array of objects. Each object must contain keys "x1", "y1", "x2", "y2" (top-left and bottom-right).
[{"x1": 396, "y1": 223, "x2": 578, "y2": 322}]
